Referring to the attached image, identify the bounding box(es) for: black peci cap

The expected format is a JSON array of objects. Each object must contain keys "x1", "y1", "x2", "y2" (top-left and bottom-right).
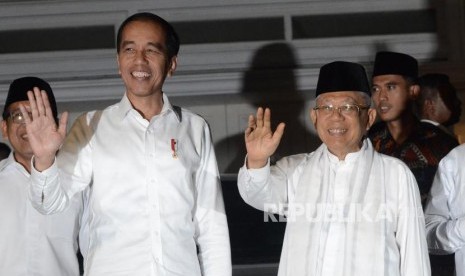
[
  {"x1": 2, "y1": 76, "x2": 58, "y2": 121},
  {"x1": 372, "y1": 51, "x2": 418, "y2": 80},
  {"x1": 316, "y1": 61, "x2": 370, "y2": 97}
]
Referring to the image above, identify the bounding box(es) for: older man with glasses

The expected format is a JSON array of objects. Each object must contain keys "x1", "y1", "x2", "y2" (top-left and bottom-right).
[
  {"x1": 0, "y1": 77, "x2": 87, "y2": 276},
  {"x1": 237, "y1": 61, "x2": 430, "y2": 276}
]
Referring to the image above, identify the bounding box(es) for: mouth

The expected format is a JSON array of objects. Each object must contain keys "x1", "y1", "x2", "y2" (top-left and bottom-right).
[
  {"x1": 377, "y1": 103, "x2": 391, "y2": 113},
  {"x1": 328, "y1": 128, "x2": 347, "y2": 135},
  {"x1": 20, "y1": 133, "x2": 28, "y2": 141},
  {"x1": 131, "y1": 71, "x2": 152, "y2": 79}
]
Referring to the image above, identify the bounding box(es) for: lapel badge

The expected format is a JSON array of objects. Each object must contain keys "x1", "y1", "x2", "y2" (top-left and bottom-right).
[{"x1": 171, "y1": 138, "x2": 178, "y2": 159}]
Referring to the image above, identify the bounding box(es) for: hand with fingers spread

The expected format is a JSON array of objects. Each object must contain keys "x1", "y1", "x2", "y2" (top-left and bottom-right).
[
  {"x1": 245, "y1": 107, "x2": 285, "y2": 169},
  {"x1": 20, "y1": 87, "x2": 68, "y2": 171}
]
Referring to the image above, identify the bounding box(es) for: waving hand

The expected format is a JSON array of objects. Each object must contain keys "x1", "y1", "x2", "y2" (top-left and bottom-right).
[
  {"x1": 245, "y1": 107, "x2": 285, "y2": 169},
  {"x1": 20, "y1": 87, "x2": 68, "y2": 171}
]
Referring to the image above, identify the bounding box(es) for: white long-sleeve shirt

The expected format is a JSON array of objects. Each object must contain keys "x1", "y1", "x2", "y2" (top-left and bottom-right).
[
  {"x1": 30, "y1": 93, "x2": 231, "y2": 276},
  {"x1": 425, "y1": 143, "x2": 465, "y2": 276},
  {"x1": 0, "y1": 154, "x2": 85, "y2": 276},
  {"x1": 238, "y1": 140, "x2": 430, "y2": 276}
]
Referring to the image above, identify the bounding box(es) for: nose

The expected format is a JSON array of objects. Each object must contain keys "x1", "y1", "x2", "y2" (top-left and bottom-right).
[
  {"x1": 329, "y1": 107, "x2": 344, "y2": 120},
  {"x1": 134, "y1": 50, "x2": 148, "y2": 64},
  {"x1": 373, "y1": 89, "x2": 387, "y2": 105},
  {"x1": 378, "y1": 88, "x2": 388, "y2": 100}
]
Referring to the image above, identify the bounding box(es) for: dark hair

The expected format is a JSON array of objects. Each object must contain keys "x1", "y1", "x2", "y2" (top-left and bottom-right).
[
  {"x1": 416, "y1": 73, "x2": 461, "y2": 126},
  {"x1": 418, "y1": 73, "x2": 453, "y2": 91},
  {"x1": 417, "y1": 74, "x2": 454, "y2": 104},
  {"x1": 116, "y1": 12, "x2": 180, "y2": 60}
]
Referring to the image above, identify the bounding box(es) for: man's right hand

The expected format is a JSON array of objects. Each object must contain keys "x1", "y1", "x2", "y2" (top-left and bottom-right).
[
  {"x1": 245, "y1": 107, "x2": 285, "y2": 169},
  {"x1": 20, "y1": 87, "x2": 68, "y2": 171}
]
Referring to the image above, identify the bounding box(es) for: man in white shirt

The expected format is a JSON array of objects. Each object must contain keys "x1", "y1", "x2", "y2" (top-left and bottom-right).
[
  {"x1": 0, "y1": 77, "x2": 86, "y2": 275},
  {"x1": 237, "y1": 61, "x2": 430, "y2": 276},
  {"x1": 21, "y1": 12, "x2": 231, "y2": 276},
  {"x1": 425, "y1": 143, "x2": 465, "y2": 276}
]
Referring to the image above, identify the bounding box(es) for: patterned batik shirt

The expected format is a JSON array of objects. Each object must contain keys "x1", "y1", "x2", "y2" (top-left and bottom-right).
[{"x1": 368, "y1": 119, "x2": 459, "y2": 206}]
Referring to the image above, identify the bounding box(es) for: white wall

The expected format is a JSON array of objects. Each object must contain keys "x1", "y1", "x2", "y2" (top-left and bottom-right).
[{"x1": 1, "y1": 0, "x2": 465, "y2": 173}]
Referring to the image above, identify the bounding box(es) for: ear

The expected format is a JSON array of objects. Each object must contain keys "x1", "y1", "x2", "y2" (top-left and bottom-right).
[
  {"x1": 423, "y1": 99, "x2": 435, "y2": 115},
  {"x1": 366, "y1": 108, "x2": 377, "y2": 130},
  {"x1": 310, "y1": 108, "x2": 317, "y2": 128},
  {"x1": 409, "y1": 84, "x2": 420, "y2": 100},
  {"x1": 1, "y1": 120, "x2": 8, "y2": 140},
  {"x1": 167, "y1": 56, "x2": 178, "y2": 77}
]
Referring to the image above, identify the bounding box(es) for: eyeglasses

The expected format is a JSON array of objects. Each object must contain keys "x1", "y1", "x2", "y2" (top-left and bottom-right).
[
  {"x1": 7, "y1": 110, "x2": 32, "y2": 124},
  {"x1": 313, "y1": 104, "x2": 369, "y2": 117}
]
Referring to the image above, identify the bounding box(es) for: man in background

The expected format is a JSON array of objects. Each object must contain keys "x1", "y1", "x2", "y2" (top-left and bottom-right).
[
  {"x1": 417, "y1": 73, "x2": 462, "y2": 138},
  {"x1": 369, "y1": 51, "x2": 458, "y2": 206},
  {"x1": 369, "y1": 51, "x2": 458, "y2": 276}
]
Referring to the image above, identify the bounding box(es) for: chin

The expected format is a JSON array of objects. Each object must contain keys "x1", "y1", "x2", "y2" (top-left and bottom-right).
[{"x1": 378, "y1": 114, "x2": 393, "y2": 122}]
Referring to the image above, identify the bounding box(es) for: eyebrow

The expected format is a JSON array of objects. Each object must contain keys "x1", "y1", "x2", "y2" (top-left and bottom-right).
[
  {"x1": 9, "y1": 107, "x2": 32, "y2": 113},
  {"x1": 120, "y1": 41, "x2": 134, "y2": 49},
  {"x1": 373, "y1": 80, "x2": 399, "y2": 87},
  {"x1": 120, "y1": 41, "x2": 166, "y2": 52}
]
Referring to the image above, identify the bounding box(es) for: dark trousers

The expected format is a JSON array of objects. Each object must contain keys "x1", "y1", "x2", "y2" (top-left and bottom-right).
[{"x1": 430, "y1": 253, "x2": 455, "y2": 276}]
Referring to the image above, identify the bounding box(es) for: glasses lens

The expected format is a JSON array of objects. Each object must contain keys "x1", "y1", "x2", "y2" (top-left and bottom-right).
[
  {"x1": 10, "y1": 112, "x2": 30, "y2": 124},
  {"x1": 13, "y1": 113, "x2": 24, "y2": 124},
  {"x1": 321, "y1": 106, "x2": 333, "y2": 115},
  {"x1": 340, "y1": 105, "x2": 358, "y2": 115}
]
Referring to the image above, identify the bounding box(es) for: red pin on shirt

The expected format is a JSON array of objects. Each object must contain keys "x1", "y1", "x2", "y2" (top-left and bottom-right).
[{"x1": 171, "y1": 139, "x2": 178, "y2": 159}]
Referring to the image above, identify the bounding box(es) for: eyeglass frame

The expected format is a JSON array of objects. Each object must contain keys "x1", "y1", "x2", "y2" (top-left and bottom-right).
[
  {"x1": 312, "y1": 103, "x2": 370, "y2": 116},
  {"x1": 5, "y1": 109, "x2": 32, "y2": 125}
]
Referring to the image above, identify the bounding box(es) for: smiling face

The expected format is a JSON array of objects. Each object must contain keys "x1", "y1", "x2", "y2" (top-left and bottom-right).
[
  {"x1": 1, "y1": 101, "x2": 33, "y2": 169},
  {"x1": 311, "y1": 91, "x2": 376, "y2": 160},
  {"x1": 371, "y1": 74, "x2": 418, "y2": 123},
  {"x1": 117, "y1": 19, "x2": 177, "y2": 102}
]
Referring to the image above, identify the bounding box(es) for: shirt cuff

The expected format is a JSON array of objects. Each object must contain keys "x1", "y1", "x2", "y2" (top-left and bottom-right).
[
  {"x1": 243, "y1": 155, "x2": 270, "y2": 183},
  {"x1": 30, "y1": 156, "x2": 58, "y2": 183}
]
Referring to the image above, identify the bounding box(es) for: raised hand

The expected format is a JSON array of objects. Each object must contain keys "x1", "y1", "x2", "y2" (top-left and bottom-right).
[
  {"x1": 245, "y1": 107, "x2": 285, "y2": 169},
  {"x1": 20, "y1": 87, "x2": 68, "y2": 171}
]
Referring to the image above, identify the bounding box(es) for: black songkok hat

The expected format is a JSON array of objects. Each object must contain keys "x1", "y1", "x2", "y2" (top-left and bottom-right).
[
  {"x1": 315, "y1": 61, "x2": 370, "y2": 97},
  {"x1": 2, "y1": 76, "x2": 58, "y2": 121},
  {"x1": 372, "y1": 51, "x2": 418, "y2": 80}
]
